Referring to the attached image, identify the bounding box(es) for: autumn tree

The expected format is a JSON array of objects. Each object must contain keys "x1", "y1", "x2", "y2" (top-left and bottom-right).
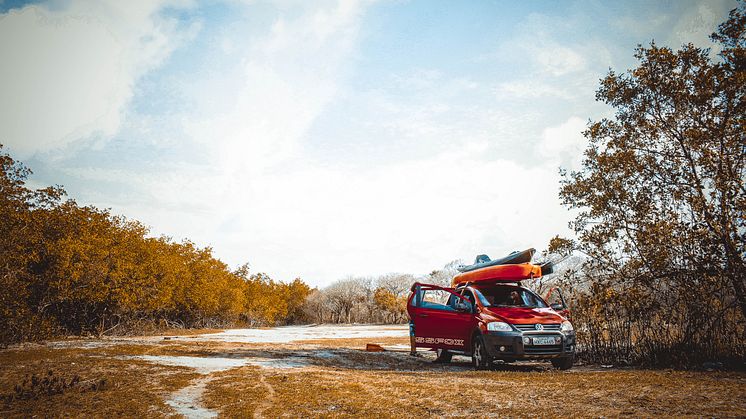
[
  {"x1": 560, "y1": 4, "x2": 745, "y2": 365},
  {"x1": 373, "y1": 288, "x2": 403, "y2": 323},
  {"x1": 284, "y1": 278, "x2": 313, "y2": 324},
  {"x1": 372, "y1": 273, "x2": 412, "y2": 323},
  {"x1": 0, "y1": 144, "x2": 313, "y2": 343},
  {"x1": 323, "y1": 277, "x2": 370, "y2": 323},
  {"x1": 0, "y1": 145, "x2": 60, "y2": 341}
]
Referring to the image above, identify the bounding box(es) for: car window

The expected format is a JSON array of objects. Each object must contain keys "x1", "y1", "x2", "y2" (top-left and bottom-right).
[
  {"x1": 472, "y1": 288, "x2": 493, "y2": 307},
  {"x1": 473, "y1": 285, "x2": 547, "y2": 308},
  {"x1": 419, "y1": 289, "x2": 457, "y2": 311}
]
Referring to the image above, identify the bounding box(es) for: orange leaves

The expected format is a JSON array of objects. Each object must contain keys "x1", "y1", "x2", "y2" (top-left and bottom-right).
[
  {"x1": 0, "y1": 144, "x2": 312, "y2": 342},
  {"x1": 372, "y1": 287, "x2": 408, "y2": 324},
  {"x1": 238, "y1": 273, "x2": 313, "y2": 326},
  {"x1": 557, "y1": 5, "x2": 746, "y2": 366}
]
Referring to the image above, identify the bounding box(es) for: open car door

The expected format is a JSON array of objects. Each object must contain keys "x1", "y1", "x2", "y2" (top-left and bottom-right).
[
  {"x1": 544, "y1": 287, "x2": 571, "y2": 320},
  {"x1": 407, "y1": 283, "x2": 475, "y2": 352}
]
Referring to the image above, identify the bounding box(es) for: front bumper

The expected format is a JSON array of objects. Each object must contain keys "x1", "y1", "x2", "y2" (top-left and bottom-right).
[{"x1": 483, "y1": 330, "x2": 576, "y2": 360}]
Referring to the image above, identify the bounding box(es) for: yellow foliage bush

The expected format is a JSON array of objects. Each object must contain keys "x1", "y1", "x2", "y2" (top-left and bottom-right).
[{"x1": 0, "y1": 146, "x2": 312, "y2": 343}]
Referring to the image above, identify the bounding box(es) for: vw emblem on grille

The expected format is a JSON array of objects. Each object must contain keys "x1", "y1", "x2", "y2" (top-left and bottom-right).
[{"x1": 535, "y1": 324, "x2": 544, "y2": 331}]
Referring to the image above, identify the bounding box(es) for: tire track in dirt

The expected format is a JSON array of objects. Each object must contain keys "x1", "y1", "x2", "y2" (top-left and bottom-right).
[
  {"x1": 254, "y1": 371, "x2": 276, "y2": 419},
  {"x1": 166, "y1": 375, "x2": 219, "y2": 419}
]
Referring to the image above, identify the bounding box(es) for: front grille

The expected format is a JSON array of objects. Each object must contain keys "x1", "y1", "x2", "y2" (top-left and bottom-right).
[
  {"x1": 524, "y1": 344, "x2": 563, "y2": 354},
  {"x1": 513, "y1": 323, "x2": 560, "y2": 332}
]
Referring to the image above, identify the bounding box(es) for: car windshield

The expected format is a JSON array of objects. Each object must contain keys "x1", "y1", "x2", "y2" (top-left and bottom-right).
[{"x1": 473, "y1": 285, "x2": 547, "y2": 308}]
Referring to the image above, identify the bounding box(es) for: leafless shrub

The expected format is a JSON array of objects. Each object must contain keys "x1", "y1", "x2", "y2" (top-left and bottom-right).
[{"x1": 3, "y1": 370, "x2": 107, "y2": 405}]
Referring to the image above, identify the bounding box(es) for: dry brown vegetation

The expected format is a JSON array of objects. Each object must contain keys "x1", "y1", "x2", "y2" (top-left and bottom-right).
[
  {"x1": 1, "y1": 331, "x2": 744, "y2": 418},
  {"x1": 0, "y1": 145, "x2": 314, "y2": 345},
  {"x1": 0, "y1": 345, "x2": 197, "y2": 417},
  {"x1": 555, "y1": 3, "x2": 746, "y2": 368},
  {"x1": 217, "y1": 368, "x2": 746, "y2": 418}
]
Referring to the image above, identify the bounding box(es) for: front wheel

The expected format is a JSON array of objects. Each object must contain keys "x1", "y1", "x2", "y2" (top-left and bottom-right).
[
  {"x1": 472, "y1": 335, "x2": 492, "y2": 370},
  {"x1": 434, "y1": 348, "x2": 452, "y2": 363},
  {"x1": 551, "y1": 356, "x2": 574, "y2": 370}
]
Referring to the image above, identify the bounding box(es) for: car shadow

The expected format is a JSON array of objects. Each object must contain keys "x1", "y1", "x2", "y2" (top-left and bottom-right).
[{"x1": 441, "y1": 356, "x2": 550, "y2": 372}]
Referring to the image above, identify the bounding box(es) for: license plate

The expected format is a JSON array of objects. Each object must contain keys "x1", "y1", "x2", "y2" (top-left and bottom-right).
[{"x1": 532, "y1": 336, "x2": 557, "y2": 345}]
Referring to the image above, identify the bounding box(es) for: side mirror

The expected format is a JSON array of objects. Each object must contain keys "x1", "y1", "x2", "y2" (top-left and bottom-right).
[
  {"x1": 545, "y1": 287, "x2": 568, "y2": 312},
  {"x1": 455, "y1": 301, "x2": 472, "y2": 313}
]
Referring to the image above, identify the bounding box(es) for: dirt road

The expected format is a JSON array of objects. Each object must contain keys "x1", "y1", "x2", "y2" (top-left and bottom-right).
[{"x1": 1, "y1": 325, "x2": 744, "y2": 417}]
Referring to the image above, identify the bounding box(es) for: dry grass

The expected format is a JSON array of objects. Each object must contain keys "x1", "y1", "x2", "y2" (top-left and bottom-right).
[
  {"x1": 1, "y1": 332, "x2": 745, "y2": 418},
  {"x1": 155, "y1": 328, "x2": 225, "y2": 337},
  {"x1": 260, "y1": 368, "x2": 746, "y2": 417},
  {"x1": 201, "y1": 354, "x2": 746, "y2": 418},
  {"x1": 296, "y1": 336, "x2": 410, "y2": 348},
  {"x1": 202, "y1": 366, "x2": 267, "y2": 416},
  {"x1": 0, "y1": 346, "x2": 197, "y2": 417}
]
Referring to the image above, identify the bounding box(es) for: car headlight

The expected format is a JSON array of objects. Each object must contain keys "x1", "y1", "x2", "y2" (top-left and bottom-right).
[
  {"x1": 487, "y1": 322, "x2": 512, "y2": 332},
  {"x1": 560, "y1": 321, "x2": 574, "y2": 332}
]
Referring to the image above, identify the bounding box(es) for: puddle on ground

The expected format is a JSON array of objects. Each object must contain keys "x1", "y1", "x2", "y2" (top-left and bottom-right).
[
  {"x1": 48, "y1": 340, "x2": 118, "y2": 349},
  {"x1": 382, "y1": 344, "x2": 410, "y2": 351},
  {"x1": 46, "y1": 324, "x2": 409, "y2": 348},
  {"x1": 315, "y1": 350, "x2": 341, "y2": 359},
  {"x1": 126, "y1": 355, "x2": 249, "y2": 374},
  {"x1": 245, "y1": 357, "x2": 308, "y2": 369},
  {"x1": 122, "y1": 354, "x2": 310, "y2": 372},
  {"x1": 184, "y1": 324, "x2": 408, "y2": 344}
]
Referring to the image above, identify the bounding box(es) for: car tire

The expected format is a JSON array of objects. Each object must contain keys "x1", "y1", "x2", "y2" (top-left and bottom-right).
[
  {"x1": 551, "y1": 356, "x2": 573, "y2": 370},
  {"x1": 472, "y1": 335, "x2": 492, "y2": 370},
  {"x1": 434, "y1": 348, "x2": 453, "y2": 363}
]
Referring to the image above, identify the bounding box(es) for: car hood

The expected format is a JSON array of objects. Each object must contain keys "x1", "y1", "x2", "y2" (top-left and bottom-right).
[{"x1": 483, "y1": 306, "x2": 564, "y2": 324}]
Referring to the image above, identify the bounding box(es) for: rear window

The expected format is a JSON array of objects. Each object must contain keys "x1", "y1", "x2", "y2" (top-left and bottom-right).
[{"x1": 473, "y1": 285, "x2": 547, "y2": 308}]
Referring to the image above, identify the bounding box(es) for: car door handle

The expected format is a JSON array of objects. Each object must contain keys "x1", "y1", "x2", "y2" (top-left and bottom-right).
[{"x1": 418, "y1": 313, "x2": 428, "y2": 317}]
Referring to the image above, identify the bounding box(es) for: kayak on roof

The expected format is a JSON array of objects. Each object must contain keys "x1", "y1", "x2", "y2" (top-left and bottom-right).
[{"x1": 456, "y1": 248, "x2": 535, "y2": 273}]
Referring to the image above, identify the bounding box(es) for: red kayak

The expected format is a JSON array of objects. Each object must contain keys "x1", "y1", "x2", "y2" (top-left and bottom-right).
[{"x1": 451, "y1": 263, "x2": 543, "y2": 286}]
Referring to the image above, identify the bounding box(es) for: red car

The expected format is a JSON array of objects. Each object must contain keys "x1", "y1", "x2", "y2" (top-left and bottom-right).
[{"x1": 406, "y1": 275, "x2": 574, "y2": 370}]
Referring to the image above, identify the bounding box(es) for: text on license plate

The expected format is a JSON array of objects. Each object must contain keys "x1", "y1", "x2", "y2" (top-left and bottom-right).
[{"x1": 532, "y1": 336, "x2": 557, "y2": 345}]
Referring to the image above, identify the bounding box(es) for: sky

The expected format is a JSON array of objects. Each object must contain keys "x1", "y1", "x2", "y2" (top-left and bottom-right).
[{"x1": 0, "y1": 0, "x2": 737, "y2": 287}]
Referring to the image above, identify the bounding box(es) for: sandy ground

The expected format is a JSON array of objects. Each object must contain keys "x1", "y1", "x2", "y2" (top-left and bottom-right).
[{"x1": 1, "y1": 324, "x2": 745, "y2": 418}]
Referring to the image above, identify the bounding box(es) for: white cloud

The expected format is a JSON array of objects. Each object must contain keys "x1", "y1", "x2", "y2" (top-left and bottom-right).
[
  {"x1": 0, "y1": 0, "x2": 193, "y2": 157},
  {"x1": 207, "y1": 144, "x2": 573, "y2": 286},
  {"x1": 533, "y1": 44, "x2": 587, "y2": 77},
  {"x1": 537, "y1": 116, "x2": 587, "y2": 171},
  {"x1": 503, "y1": 13, "x2": 590, "y2": 78},
  {"x1": 609, "y1": 0, "x2": 736, "y2": 54},
  {"x1": 56, "y1": 1, "x2": 379, "y2": 284},
  {"x1": 495, "y1": 80, "x2": 574, "y2": 100},
  {"x1": 390, "y1": 68, "x2": 444, "y2": 90},
  {"x1": 669, "y1": 0, "x2": 734, "y2": 48},
  {"x1": 184, "y1": 0, "x2": 367, "y2": 175}
]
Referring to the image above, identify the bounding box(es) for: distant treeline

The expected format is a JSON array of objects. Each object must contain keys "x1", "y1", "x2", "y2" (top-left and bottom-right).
[
  {"x1": 0, "y1": 145, "x2": 311, "y2": 344},
  {"x1": 300, "y1": 265, "x2": 456, "y2": 325}
]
